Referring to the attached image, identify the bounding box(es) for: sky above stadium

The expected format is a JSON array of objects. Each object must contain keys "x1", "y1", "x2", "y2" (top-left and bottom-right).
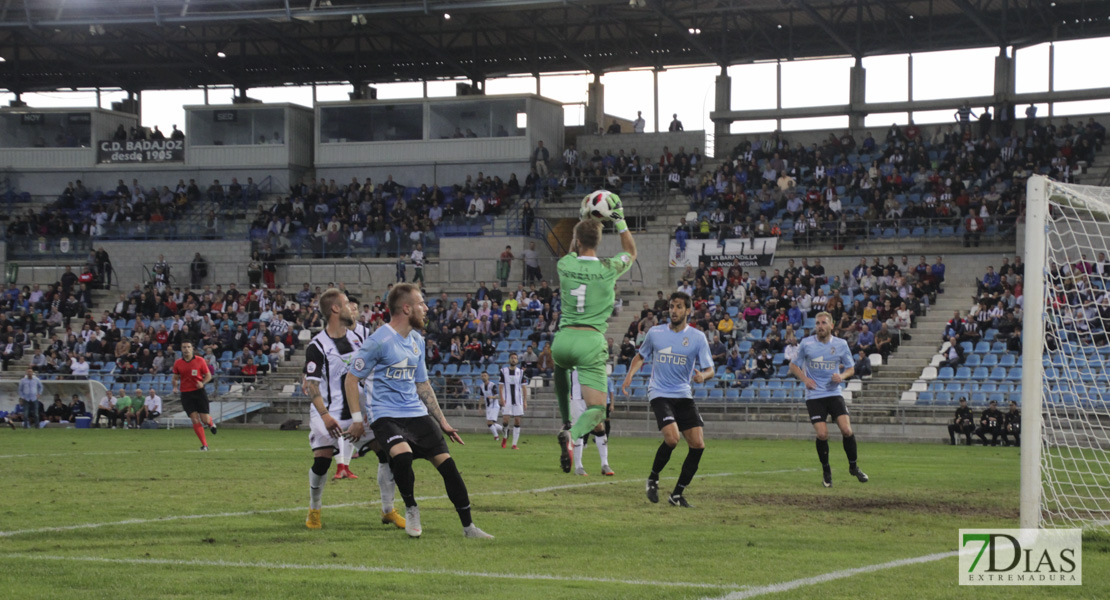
[{"x1": 2, "y1": 36, "x2": 1109, "y2": 139}]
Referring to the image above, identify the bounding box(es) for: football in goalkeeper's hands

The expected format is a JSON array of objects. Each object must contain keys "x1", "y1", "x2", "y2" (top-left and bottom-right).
[{"x1": 580, "y1": 190, "x2": 623, "y2": 222}]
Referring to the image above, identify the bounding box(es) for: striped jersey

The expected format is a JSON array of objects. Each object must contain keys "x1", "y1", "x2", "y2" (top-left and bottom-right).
[
  {"x1": 500, "y1": 366, "x2": 526, "y2": 406},
  {"x1": 303, "y1": 328, "x2": 366, "y2": 419},
  {"x1": 479, "y1": 380, "x2": 500, "y2": 408}
]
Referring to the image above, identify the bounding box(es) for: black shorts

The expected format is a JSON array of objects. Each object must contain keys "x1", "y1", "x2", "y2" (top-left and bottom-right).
[
  {"x1": 181, "y1": 389, "x2": 210, "y2": 416},
  {"x1": 650, "y1": 397, "x2": 704, "y2": 431},
  {"x1": 370, "y1": 415, "x2": 450, "y2": 460},
  {"x1": 806, "y1": 395, "x2": 848, "y2": 424}
]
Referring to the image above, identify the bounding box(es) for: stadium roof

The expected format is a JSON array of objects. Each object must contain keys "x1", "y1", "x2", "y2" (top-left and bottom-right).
[{"x1": 1, "y1": 0, "x2": 1108, "y2": 94}]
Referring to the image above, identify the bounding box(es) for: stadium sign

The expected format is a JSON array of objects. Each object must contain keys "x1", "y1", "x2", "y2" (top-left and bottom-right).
[
  {"x1": 959, "y1": 529, "x2": 1081, "y2": 586},
  {"x1": 668, "y1": 237, "x2": 778, "y2": 269},
  {"x1": 97, "y1": 140, "x2": 185, "y2": 164}
]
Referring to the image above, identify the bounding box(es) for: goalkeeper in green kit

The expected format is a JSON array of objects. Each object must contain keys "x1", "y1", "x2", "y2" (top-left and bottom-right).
[{"x1": 553, "y1": 192, "x2": 637, "y2": 473}]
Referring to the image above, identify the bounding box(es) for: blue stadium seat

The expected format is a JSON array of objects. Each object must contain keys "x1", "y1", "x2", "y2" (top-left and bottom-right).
[
  {"x1": 972, "y1": 367, "x2": 989, "y2": 380},
  {"x1": 740, "y1": 388, "x2": 756, "y2": 401},
  {"x1": 938, "y1": 367, "x2": 954, "y2": 380},
  {"x1": 708, "y1": 389, "x2": 724, "y2": 400},
  {"x1": 999, "y1": 354, "x2": 1017, "y2": 368},
  {"x1": 1007, "y1": 367, "x2": 1023, "y2": 381},
  {"x1": 444, "y1": 364, "x2": 458, "y2": 376},
  {"x1": 918, "y1": 391, "x2": 934, "y2": 404},
  {"x1": 988, "y1": 366, "x2": 1007, "y2": 380},
  {"x1": 964, "y1": 355, "x2": 981, "y2": 368},
  {"x1": 726, "y1": 389, "x2": 740, "y2": 402},
  {"x1": 981, "y1": 354, "x2": 999, "y2": 368},
  {"x1": 973, "y1": 341, "x2": 990, "y2": 354},
  {"x1": 954, "y1": 367, "x2": 972, "y2": 380}
]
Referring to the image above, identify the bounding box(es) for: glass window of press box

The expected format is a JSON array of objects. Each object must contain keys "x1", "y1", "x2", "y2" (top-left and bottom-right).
[
  {"x1": 0, "y1": 112, "x2": 92, "y2": 148},
  {"x1": 319, "y1": 104, "x2": 424, "y2": 143},
  {"x1": 187, "y1": 108, "x2": 286, "y2": 145},
  {"x1": 429, "y1": 99, "x2": 526, "y2": 139}
]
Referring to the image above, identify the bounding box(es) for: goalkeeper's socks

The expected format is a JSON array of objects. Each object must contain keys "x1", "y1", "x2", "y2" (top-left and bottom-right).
[{"x1": 815, "y1": 437, "x2": 830, "y2": 466}]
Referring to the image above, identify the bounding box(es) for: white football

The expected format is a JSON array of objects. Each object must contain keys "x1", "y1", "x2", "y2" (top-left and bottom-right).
[{"x1": 580, "y1": 190, "x2": 618, "y2": 221}]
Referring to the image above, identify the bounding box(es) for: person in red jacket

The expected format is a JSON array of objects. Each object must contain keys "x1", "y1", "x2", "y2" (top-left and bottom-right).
[
  {"x1": 172, "y1": 342, "x2": 216, "y2": 450},
  {"x1": 964, "y1": 212, "x2": 984, "y2": 248}
]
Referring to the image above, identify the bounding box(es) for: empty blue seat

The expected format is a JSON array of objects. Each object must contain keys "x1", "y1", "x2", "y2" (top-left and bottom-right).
[
  {"x1": 1007, "y1": 367, "x2": 1023, "y2": 381},
  {"x1": 964, "y1": 355, "x2": 981, "y2": 368},
  {"x1": 981, "y1": 354, "x2": 999, "y2": 368},
  {"x1": 954, "y1": 367, "x2": 972, "y2": 380},
  {"x1": 999, "y1": 354, "x2": 1017, "y2": 368},
  {"x1": 974, "y1": 342, "x2": 991, "y2": 354},
  {"x1": 938, "y1": 367, "x2": 954, "y2": 380},
  {"x1": 988, "y1": 366, "x2": 1007, "y2": 380},
  {"x1": 972, "y1": 367, "x2": 989, "y2": 380}
]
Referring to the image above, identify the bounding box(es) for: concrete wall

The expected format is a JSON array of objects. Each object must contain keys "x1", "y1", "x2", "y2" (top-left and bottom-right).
[
  {"x1": 8, "y1": 167, "x2": 295, "y2": 198},
  {"x1": 574, "y1": 131, "x2": 707, "y2": 165},
  {"x1": 315, "y1": 160, "x2": 531, "y2": 192},
  {"x1": 594, "y1": 231, "x2": 671, "y2": 290}
]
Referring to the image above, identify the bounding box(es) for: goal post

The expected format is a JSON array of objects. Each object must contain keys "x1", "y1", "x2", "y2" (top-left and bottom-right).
[
  {"x1": 1021, "y1": 174, "x2": 1110, "y2": 531},
  {"x1": 1020, "y1": 175, "x2": 1047, "y2": 530}
]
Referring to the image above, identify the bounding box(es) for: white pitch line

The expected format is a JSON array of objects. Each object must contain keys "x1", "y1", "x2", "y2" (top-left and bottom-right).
[
  {"x1": 0, "y1": 553, "x2": 745, "y2": 590},
  {"x1": 0, "y1": 447, "x2": 295, "y2": 459},
  {"x1": 0, "y1": 468, "x2": 812, "y2": 538},
  {"x1": 700, "y1": 551, "x2": 958, "y2": 600}
]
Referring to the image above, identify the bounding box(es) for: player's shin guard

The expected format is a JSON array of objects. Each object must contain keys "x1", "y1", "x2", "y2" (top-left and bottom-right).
[
  {"x1": 569, "y1": 405, "x2": 606, "y2": 439},
  {"x1": 816, "y1": 437, "x2": 830, "y2": 466},
  {"x1": 650, "y1": 441, "x2": 675, "y2": 480},
  {"x1": 553, "y1": 365, "x2": 571, "y2": 425},
  {"x1": 673, "y1": 448, "x2": 704, "y2": 496},
  {"x1": 843, "y1": 434, "x2": 858, "y2": 467},
  {"x1": 389, "y1": 452, "x2": 417, "y2": 508},
  {"x1": 309, "y1": 457, "x2": 331, "y2": 510},
  {"x1": 192, "y1": 422, "x2": 208, "y2": 446},
  {"x1": 594, "y1": 434, "x2": 610, "y2": 468},
  {"x1": 435, "y1": 458, "x2": 473, "y2": 527},
  {"x1": 338, "y1": 437, "x2": 354, "y2": 466},
  {"x1": 377, "y1": 462, "x2": 396, "y2": 513}
]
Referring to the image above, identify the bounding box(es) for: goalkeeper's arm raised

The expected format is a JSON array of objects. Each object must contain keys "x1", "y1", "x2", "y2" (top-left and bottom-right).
[{"x1": 607, "y1": 197, "x2": 637, "y2": 264}]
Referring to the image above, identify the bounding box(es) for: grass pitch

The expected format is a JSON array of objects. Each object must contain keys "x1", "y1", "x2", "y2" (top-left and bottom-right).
[{"x1": 0, "y1": 428, "x2": 1107, "y2": 599}]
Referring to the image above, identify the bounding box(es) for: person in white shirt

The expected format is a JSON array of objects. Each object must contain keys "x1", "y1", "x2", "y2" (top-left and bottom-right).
[
  {"x1": 70, "y1": 355, "x2": 90, "y2": 378},
  {"x1": 633, "y1": 111, "x2": 646, "y2": 133},
  {"x1": 96, "y1": 392, "x2": 118, "y2": 428},
  {"x1": 139, "y1": 388, "x2": 162, "y2": 426}
]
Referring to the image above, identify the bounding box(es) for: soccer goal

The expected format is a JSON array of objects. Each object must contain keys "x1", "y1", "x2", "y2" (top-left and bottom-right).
[{"x1": 1021, "y1": 175, "x2": 1110, "y2": 531}]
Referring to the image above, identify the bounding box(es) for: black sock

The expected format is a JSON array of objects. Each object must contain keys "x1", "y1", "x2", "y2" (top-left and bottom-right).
[
  {"x1": 436, "y1": 458, "x2": 472, "y2": 527},
  {"x1": 672, "y1": 448, "x2": 704, "y2": 497},
  {"x1": 816, "y1": 437, "x2": 830, "y2": 467},
  {"x1": 311, "y1": 456, "x2": 332, "y2": 476},
  {"x1": 843, "y1": 434, "x2": 858, "y2": 467},
  {"x1": 389, "y1": 452, "x2": 417, "y2": 508},
  {"x1": 649, "y1": 442, "x2": 676, "y2": 481},
  {"x1": 375, "y1": 449, "x2": 389, "y2": 464}
]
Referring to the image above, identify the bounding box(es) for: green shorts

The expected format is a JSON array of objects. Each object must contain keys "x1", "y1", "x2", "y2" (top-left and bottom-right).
[{"x1": 551, "y1": 328, "x2": 609, "y2": 393}]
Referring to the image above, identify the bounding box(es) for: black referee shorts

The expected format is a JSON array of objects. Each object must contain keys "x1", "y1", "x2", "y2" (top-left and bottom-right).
[
  {"x1": 371, "y1": 415, "x2": 450, "y2": 460},
  {"x1": 805, "y1": 395, "x2": 849, "y2": 424},
  {"x1": 181, "y1": 389, "x2": 211, "y2": 416},
  {"x1": 650, "y1": 396, "x2": 704, "y2": 432}
]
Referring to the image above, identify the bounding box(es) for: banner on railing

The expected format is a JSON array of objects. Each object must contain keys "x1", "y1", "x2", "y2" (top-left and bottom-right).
[
  {"x1": 669, "y1": 237, "x2": 778, "y2": 269},
  {"x1": 97, "y1": 140, "x2": 185, "y2": 164}
]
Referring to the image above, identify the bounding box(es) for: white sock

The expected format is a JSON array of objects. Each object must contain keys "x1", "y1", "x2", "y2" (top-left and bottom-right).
[
  {"x1": 512, "y1": 426, "x2": 521, "y2": 446},
  {"x1": 377, "y1": 462, "x2": 396, "y2": 513},
  {"x1": 489, "y1": 424, "x2": 499, "y2": 438},
  {"x1": 338, "y1": 438, "x2": 353, "y2": 466},
  {"x1": 309, "y1": 468, "x2": 327, "y2": 510},
  {"x1": 501, "y1": 422, "x2": 510, "y2": 438},
  {"x1": 595, "y1": 434, "x2": 610, "y2": 467},
  {"x1": 573, "y1": 438, "x2": 585, "y2": 470}
]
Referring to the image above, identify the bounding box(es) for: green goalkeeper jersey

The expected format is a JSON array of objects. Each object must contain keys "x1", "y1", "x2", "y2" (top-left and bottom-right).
[{"x1": 557, "y1": 251, "x2": 634, "y2": 334}]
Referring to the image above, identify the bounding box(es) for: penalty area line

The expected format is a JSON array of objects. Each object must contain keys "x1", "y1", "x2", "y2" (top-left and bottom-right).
[
  {"x1": 0, "y1": 553, "x2": 746, "y2": 590},
  {"x1": 699, "y1": 551, "x2": 958, "y2": 600},
  {"x1": 0, "y1": 468, "x2": 812, "y2": 538}
]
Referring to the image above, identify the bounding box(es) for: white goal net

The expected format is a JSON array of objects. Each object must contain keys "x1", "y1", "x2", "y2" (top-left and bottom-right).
[{"x1": 1022, "y1": 175, "x2": 1110, "y2": 531}]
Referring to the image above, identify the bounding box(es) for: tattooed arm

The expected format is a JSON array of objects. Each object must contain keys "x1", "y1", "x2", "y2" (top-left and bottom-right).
[
  {"x1": 416, "y1": 380, "x2": 463, "y2": 444},
  {"x1": 306, "y1": 378, "x2": 342, "y2": 438}
]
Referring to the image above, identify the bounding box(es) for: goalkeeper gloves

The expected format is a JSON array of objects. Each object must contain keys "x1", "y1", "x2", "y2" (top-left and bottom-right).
[{"x1": 606, "y1": 195, "x2": 629, "y2": 233}]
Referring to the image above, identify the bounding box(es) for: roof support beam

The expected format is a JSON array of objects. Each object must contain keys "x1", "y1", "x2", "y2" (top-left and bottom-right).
[
  {"x1": 796, "y1": 0, "x2": 856, "y2": 57},
  {"x1": 949, "y1": 0, "x2": 1002, "y2": 46},
  {"x1": 649, "y1": 5, "x2": 724, "y2": 66}
]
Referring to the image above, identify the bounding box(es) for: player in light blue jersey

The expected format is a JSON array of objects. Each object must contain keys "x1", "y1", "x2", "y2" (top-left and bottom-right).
[
  {"x1": 789, "y1": 311, "x2": 869, "y2": 488},
  {"x1": 344, "y1": 283, "x2": 493, "y2": 539},
  {"x1": 622, "y1": 292, "x2": 714, "y2": 507}
]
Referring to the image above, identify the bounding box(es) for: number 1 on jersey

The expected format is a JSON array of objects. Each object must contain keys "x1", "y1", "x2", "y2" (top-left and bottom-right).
[{"x1": 570, "y1": 284, "x2": 587, "y2": 313}]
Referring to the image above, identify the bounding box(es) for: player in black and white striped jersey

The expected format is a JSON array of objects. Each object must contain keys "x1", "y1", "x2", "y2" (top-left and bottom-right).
[
  {"x1": 477, "y1": 371, "x2": 503, "y2": 440},
  {"x1": 333, "y1": 302, "x2": 373, "y2": 480},
  {"x1": 499, "y1": 352, "x2": 529, "y2": 449}
]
